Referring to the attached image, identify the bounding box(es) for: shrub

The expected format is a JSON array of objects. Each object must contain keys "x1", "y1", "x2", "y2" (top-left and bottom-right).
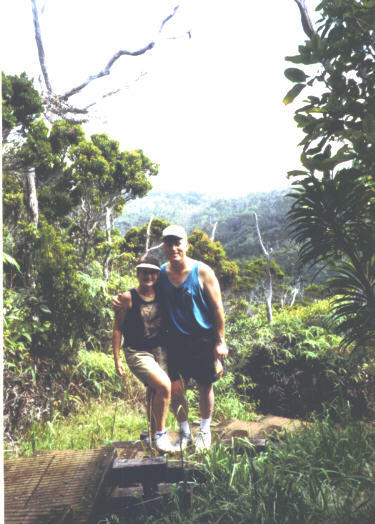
[{"x1": 229, "y1": 301, "x2": 375, "y2": 419}]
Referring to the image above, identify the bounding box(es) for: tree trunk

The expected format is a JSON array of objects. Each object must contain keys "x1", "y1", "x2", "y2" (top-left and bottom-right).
[
  {"x1": 103, "y1": 205, "x2": 114, "y2": 281},
  {"x1": 253, "y1": 212, "x2": 273, "y2": 323},
  {"x1": 144, "y1": 216, "x2": 163, "y2": 255},
  {"x1": 24, "y1": 167, "x2": 39, "y2": 227},
  {"x1": 210, "y1": 221, "x2": 218, "y2": 241},
  {"x1": 23, "y1": 167, "x2": 38, "y2": 288}
]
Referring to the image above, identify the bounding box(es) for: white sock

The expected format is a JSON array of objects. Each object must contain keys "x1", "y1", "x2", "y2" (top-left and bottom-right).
[
  {"x1": 154, "y1": 430, "x2": 166, "y2": 440},
  {"x1": 200, "y1": 418, "x2": 211, "y2": 433},
  {"x1": 180, "y1": 420, "x2": 191, "y2": 435}
]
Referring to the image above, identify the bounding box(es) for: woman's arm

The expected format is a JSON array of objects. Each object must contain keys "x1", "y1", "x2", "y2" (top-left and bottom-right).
[{"x1": 112, "y1": 292, "x2": 131, "y2": 376}]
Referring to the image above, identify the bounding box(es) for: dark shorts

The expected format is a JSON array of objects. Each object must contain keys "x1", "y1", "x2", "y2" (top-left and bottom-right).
[{"x1": 166, "y1": 329, "x2": 219, "y2": 385}]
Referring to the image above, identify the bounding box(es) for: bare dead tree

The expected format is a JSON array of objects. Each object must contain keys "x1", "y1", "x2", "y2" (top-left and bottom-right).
[
  {"x1": 144, "y1": 217, "x2": 163, "y2": 256},
  {"x1": 23, "y1": 167, "x2": 39, "y2": 228},
  {"x1": 31, "y1": 0, "x2": 52, "y2": 93},
  {"x1": 103, "y1": 205, "x2": 115, "y2": 282},
  {"x1": 289, "y1": 287, "x2": 299, "y2": 307},
  {"x1": 253, "y1": 212, "x2": 273, "y2": 323},
  {"x1": 23, "y1": 167, "x2": 39, "y2": 287},
  {"x1": 210, "y1": 221, "x2": 218, "y2": 241},
  {"x1": 30, "y1": 0, "x2": 190, "y2": 121}
]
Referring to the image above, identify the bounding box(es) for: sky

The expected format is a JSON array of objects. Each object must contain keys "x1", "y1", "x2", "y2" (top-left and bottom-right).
[{"x1": 2, "y1": 0, "x2": 321, "y2": 197}]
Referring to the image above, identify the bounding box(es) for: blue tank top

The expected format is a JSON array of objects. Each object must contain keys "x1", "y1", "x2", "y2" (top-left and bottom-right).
[{"x1": 160, "y1": 262, "x2": 213, "y2": 335}]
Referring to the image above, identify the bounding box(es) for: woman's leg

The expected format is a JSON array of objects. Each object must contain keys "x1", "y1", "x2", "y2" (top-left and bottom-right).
[{"x1": 146, "y1": 368, "x2": 171, "y2": 432}]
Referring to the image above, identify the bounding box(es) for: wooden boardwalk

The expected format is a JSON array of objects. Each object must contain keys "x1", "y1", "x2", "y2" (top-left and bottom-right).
[
  {"x1": 4, "y1": 433, "x2": 267, "y2": 523},
  {"x1": 4, "y1": 448, "x2": 115, "y2": 524}
]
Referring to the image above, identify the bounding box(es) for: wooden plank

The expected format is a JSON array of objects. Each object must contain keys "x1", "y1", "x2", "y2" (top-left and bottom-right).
[
  {"x1": 106, "y1": 456, "x2": 205, "y2": 487},
  {"x1": 108, "y1": 456, "x2": 167, "y2": 486},
  {"x1": 4, "y1": 448, "x2": 116, "y2": 524}
]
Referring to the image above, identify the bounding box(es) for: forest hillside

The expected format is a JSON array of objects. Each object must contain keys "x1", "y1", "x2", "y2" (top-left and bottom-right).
[{"x1": 3, "y1": 1, "x2": 375, "y2": 522}]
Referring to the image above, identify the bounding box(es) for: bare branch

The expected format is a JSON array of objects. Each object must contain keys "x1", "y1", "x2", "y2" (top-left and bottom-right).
[
  {"x1": 30, "y1": 2, "x2": 189, "y2": 122},
  {"x1": 145, "y1": 216, "x2": 154, "y2": 253},
  {"x1": 253, "y1": 212, "x2": 269, "y2": 258},
  {"x1": 147, "y1": 242, "x2": 164, "y2": 253},
  {"x1": 61, "y1": 5, "x2": 182, "y2": 101},
  {"x1": 159, "y1": 5, "x2": 180, "y2": 32},
  {"x1": 61, "y1": 43, "x2": 155, "y2": 100},
  {"x1": 293, "y1": 0, "x2": 315, "y2": 39},
  {"x1": 30, "y1": 0, "x2": 52, "y2": 93},
  {"x1": 83, "y1": 72, "x2": 148, "y2": 111},
  {"x1": 144, "y1": 216, "x2": 163, "y2": 255}
]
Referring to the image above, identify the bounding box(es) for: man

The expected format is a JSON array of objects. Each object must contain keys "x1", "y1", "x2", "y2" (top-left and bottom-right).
[{"x1": 159, "y1": 224, "x2": 228, "y2": 451}]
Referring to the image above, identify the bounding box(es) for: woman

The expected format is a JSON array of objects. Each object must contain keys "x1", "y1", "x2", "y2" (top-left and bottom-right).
[{"x1": 112, "y1": 254, "x2": 174, "y2": 453}]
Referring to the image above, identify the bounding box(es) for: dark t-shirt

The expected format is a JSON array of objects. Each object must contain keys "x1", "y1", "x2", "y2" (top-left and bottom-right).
[{"x1": 122, "y1": 288, "x2": 162, "y2": 350}]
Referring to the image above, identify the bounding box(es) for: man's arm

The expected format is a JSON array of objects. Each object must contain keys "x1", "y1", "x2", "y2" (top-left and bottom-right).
[
  {"x1": 199, "y1": 263, "x2": 228, "y2": 360},
  {"x1": 112, "y1": 292, "x2": 131, "y2": 376}
]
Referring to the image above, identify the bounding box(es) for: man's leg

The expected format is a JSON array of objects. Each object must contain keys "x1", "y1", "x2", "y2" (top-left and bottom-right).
[
  {"x1": 197, "y1": 383, "x2": 214, "y2": 420},
  {"x1": 171, "y1": 378, "x2": 189, "y2": 423},
  {"x1": 196, "y1": 383, "x2": 214, "y2": 451},
  {"x1": 171, "y1": 378, "x2": 193, "y2": 449}
]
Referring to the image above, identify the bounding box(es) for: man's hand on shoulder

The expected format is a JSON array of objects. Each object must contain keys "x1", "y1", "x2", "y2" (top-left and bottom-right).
[{"x1": 112, "y1": 292, "x2": 129, "y2": 311}]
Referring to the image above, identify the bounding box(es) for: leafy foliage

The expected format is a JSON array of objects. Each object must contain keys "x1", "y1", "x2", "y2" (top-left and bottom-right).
[
  {"x1": 187, "y1": 229, "x2": 239, "y2": 289},
  {"x1": 285, "y1": 0, "x2": 375, "y2": 349},
  {"x1": 235, "y1": 257, "x2": 284, "y2": 298},
  {"x1": 122, "y1": 218, "x2": 170, "y2": 258},
  {"x1": 228, "y1": 300, "x2": 375, "y2": 419},
  {"x1": 2, "y1": 72, "x2": 44, "y2": 140}
]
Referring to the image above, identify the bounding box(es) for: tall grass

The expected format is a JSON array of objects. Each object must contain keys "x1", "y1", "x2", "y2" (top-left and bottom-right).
[
  {"x1": 5, "y1": 399, "x2": 148, "y2": 458},
  {"x1": 117, "y1": 407, "x2": 375, "y2": 524}
]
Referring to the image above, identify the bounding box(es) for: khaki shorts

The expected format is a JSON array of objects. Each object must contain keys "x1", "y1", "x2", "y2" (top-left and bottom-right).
[{"x1": 124, "y1": 345, "x2": 168, "y2": 385}]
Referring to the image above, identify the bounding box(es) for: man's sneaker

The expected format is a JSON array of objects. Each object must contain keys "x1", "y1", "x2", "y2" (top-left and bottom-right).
[
  {"x1": 195, "y1": 430, "x2": 211, "y2": 452},
  {"x1": 174, "y1": 431, "x2": 193, "y2": 451},
  {"x1": 154, "y1": 431, "x2": 175, "y2": 454}
]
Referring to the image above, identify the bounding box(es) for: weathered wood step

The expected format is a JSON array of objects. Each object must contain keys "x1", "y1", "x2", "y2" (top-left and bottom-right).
[{"x1": 107, "y1": 456, "x2": 205, "y2": 486}]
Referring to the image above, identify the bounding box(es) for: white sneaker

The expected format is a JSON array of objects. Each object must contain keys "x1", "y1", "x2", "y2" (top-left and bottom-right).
[
  {"x1": 174, "y1": 431, "x2": 193, "y2": 451},
  {"x1": 154, "y1": 431, "x2": 175, "y2": 454},
  {"x1": 195, "y1": 430, "x2": 211, "y2": 452}
]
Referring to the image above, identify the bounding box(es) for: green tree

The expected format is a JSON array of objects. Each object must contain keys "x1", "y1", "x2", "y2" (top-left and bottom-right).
[
  {"x1": 2, "y1": 71, "x2": 159, "y2": 359},
  {"x1": 187, "y1": 229, "x2": 239, "y2": 289},
  {"x1": 2, "y1": 72, "x2": 44, "y2": 141},
  {"x1": 285, "y1": 0, "x2": 375, "y2": 349},
  {"x1": 122, "y1": 218, "x2": 170, "y2": 258},
  {"x1": 236, "y1": 258, "x2": 285, "y2": 297}
]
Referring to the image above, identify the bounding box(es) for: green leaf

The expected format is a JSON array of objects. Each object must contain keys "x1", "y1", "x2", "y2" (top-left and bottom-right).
[
  {"x1": 40, "y1": 306, "x2": 52, "y2": 314},
  {"x1": 287, "y1": 170, "x2": 309, "y2": 179},
  {"x1": 283, "y1": 84, "x2": 306, "y2": 105},
  {"x1": 285, "y1": 54, "x2": 304, "y2": 64},
  {"x1": 284, "y1": 68, "x2": 308, "y2": 83},
  {"x1": 3, "y1": 252, "x2": 20, "y2": 271}
]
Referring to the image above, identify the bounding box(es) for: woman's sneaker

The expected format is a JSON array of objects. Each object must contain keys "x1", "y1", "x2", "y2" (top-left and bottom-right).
[
  {"x1": 154, "y1": 431, "x2": 175, "y2": 454},
  {"x1": 174, "y1": 431, "x2": 193, "y2": 451},
  {"x1": 195, "y1": 430, "x2": 211, "y2": 452}
]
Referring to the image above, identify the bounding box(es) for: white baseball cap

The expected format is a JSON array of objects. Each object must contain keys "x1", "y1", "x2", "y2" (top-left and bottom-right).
[{"x1": 162, "y1": 224, "x2": 187, "y2": 240}]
